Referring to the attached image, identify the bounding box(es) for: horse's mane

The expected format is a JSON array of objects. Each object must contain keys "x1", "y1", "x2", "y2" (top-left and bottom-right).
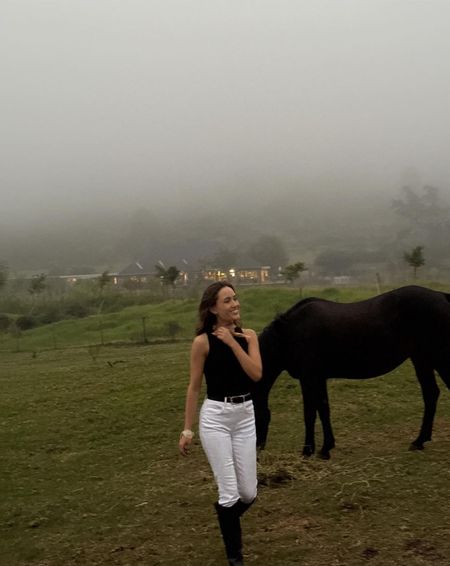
[
  {"x1": 261, "y1": 287, "x2": 450, "y2": 339},
  {"x1": 260, "y1": 296, "x2": 326, "y2": 337},
  {"x1": 281, "y1": 296, "x2": 326, "y2": 318}
]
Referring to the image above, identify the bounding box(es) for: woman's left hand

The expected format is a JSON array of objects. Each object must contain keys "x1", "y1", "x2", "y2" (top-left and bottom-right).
[
  {"x1": 212, "y1": 326, "x2": 236, "y2": 346},
  {"x1": 179, "y1": 435, "x2": 193, "y2": 457},
  {"x1": 233, "y1": 330, "x2": 255, "y2": 345}
]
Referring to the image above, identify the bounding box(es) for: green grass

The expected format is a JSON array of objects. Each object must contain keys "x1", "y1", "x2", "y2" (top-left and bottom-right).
[
  {"x1": 4, "y1": 282, "x2": 446, "y2": 354},
  {"x1": 0, "y1": 344, "x2": 190, "y2": 565},
  {"x1": 0, "y1": 299, "x2": 199, "y2": 352},
  {"x1": 2, "y1": 283, "x2": 450, "y2": 565},
  {"x1": 1, "y1": 341, "x2": 450, "y2": 565}
]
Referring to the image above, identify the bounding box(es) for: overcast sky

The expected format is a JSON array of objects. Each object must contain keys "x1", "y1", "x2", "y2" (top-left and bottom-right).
[{"x1": 2, "y1": 0, "x2": 450, "y2": 229}]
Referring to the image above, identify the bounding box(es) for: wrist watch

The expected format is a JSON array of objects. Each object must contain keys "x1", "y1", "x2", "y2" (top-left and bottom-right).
[{"x1": 181, "y1": 429, "x2": 194, "y2": 439}]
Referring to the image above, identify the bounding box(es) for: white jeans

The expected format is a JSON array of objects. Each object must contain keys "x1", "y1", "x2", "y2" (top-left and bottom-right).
[{"x1": 200, "y1": 398, "x2": 257, "y2": 508}]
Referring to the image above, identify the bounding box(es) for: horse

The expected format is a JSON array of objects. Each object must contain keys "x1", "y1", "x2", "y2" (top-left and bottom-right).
[{"x1": 252, "y1": 285, "x2": 450, "y2": 459}]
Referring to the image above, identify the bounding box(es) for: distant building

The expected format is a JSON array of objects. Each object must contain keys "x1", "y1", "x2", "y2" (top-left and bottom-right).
[
  {"x1": 53, "y1": 273, "x2": 106, "y2": 285},
  {"x1": 200, "y1": 265, "x2": 271, "y2": 284},
  {"x1": 116, "y1": 242, "x2": 274, "y2": 287}
]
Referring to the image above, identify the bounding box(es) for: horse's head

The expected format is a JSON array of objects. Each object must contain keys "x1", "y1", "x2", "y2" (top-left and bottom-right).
[
  {"x1": 253, "y1": 315, "x2": 287, "y2": 449},
  {"x1": 258, "y1": 315, "x2": 287, "y2": 387}
]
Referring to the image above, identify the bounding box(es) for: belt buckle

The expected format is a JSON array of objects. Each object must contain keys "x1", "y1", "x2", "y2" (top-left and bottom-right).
[{"x1": 229, "y1": 394, "x2": 245, "y2": 404}]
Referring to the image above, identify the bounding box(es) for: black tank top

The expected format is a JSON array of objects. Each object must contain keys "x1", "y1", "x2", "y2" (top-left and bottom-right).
[{"x1": 204, "y1": 332, "x2": 253, "y2": 398}]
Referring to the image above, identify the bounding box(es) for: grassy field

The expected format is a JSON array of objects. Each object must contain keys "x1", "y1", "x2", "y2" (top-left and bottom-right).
[
  {"x1": 0, "y1": 284, "x2": 416, "y2": 353},
  {"x1": 2, "y1": 284, "x2": 450, "y2": 565}
]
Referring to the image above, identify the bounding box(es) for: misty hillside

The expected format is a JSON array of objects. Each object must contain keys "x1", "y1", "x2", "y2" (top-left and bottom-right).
[{"x1": 1, "y1": 185, "x2": 449, "y2": 275}]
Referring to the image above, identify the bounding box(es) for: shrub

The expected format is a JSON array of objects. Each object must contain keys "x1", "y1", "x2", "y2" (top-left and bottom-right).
[
  {"x1": 36, "y1": 305, "x2": 64, "y2": 325},
  {"x1": 64, "y1": 301, "x2": 91, "y2": 319},
  {"x1": 15, "y1": 315, "x2": 37, "y2": 330},
  {"x1": 0, "y1": 313, "x2": 12, "y2": 332},
  {"x1": 0, "y1": 295, "x2": 29, "y2": 315}
]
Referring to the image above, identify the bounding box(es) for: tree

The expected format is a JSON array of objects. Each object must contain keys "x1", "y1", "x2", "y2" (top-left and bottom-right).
[
  {"x1": 98, "y1": 270, "x2": 111, "y2": 293},
  {"x1": 248, "y1": 235, "x2": 288, "y2": 270},
  {"x1": 403, "y1": 245, "x2": 425, "y2": 279},
  {"x1": 28, "y1": 273, "x2": 47, "y2": 297},
  {"x1": 96, "y1": 270, "x2": 112, "y2": 315},
  {"x1": 392, "y1": 186, "x2": 450, "y2": 258},
  {"x1": 281, "y1": 262, "x2": 306, "y2": 284},
  {"x1": 155, "y1": 265, "x2": 180, "y2": 287},
  {"x1": 392, "y1": 185, "x2": 444, "y2": 225},
  {"x1": 28, "y1": 273, "x2": 47, "y2": 314},
  {"x1": 0, "y1": 313, "x2": 12, "y2": 332}
]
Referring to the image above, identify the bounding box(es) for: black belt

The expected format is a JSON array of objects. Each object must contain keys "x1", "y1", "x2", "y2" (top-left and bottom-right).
[{"x1": 208, "y1": 393, "x2": 252, "y2": 404}]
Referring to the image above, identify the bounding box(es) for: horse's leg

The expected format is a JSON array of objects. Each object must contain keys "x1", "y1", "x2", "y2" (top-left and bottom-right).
[
  {"x1": 252, "y1": 388, "x2": 271, "y2": 450},
  {"x1": 299, "y1": 379, "x2": 316, "y2": 457},
  {"x1": 410, "y1": 359, "x2": 440, "y2": 450},
  {"x1": 316, "y1": 379, "x2": 335, "y2": 460}
]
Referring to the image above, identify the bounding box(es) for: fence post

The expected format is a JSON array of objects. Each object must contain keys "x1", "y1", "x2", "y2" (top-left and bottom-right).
[{"x1": 375, "y1": 272, "x2": 381, "y2": 295}]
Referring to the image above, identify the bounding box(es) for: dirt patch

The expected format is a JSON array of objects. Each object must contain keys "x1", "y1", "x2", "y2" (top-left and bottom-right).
[
  {"x1": 362, "y1": 546, "x2": 379, "y2": 560},
  {"x1": 404, "y1": 538, "x2": 445, "y2": 561}
]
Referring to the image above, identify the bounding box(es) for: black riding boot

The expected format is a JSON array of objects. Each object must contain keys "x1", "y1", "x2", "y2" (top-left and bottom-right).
[
  {"x1": 235, "y1": 497, "x2": 255, "y2": 518},
  {"x1": 214, "y1": 501, "x2": 244, "y2": 565}
]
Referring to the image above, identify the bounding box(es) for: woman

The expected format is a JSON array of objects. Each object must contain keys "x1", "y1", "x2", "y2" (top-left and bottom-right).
[{"x1": 179, "y1": 281, "x2": 262, "y2": 565}]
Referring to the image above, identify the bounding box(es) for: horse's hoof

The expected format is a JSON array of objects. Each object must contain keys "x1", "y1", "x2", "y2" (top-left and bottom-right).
[
  {"x1": 318, "y1": 451, "x2": 331, "y2": 460},
  {"x1": 302, "y1": 447, "x2": 314, "y2": 458},
  {"x1": 409, "y1": 442, "x2": 424, "y2": 451}
]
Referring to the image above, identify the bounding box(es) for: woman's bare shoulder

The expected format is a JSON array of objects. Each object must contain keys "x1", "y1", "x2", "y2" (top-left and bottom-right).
[{"x1": 192, "y1": 333, "x2": 209, "y2": 353}]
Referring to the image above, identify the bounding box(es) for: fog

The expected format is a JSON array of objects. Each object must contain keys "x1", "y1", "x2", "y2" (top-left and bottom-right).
[{"x1": 1, "y1": 1, "x2": 450, "y2": 271}]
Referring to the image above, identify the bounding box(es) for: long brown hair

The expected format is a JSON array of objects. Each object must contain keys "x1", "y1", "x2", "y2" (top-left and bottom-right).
[{"x1": 196, "y1": 281, "x2": 239, "y2": 335}]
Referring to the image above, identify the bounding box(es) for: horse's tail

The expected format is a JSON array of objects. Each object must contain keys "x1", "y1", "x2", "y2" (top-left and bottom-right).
[{"x1": 437, "y1": 292, "x2": 450, "y2": 389}]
